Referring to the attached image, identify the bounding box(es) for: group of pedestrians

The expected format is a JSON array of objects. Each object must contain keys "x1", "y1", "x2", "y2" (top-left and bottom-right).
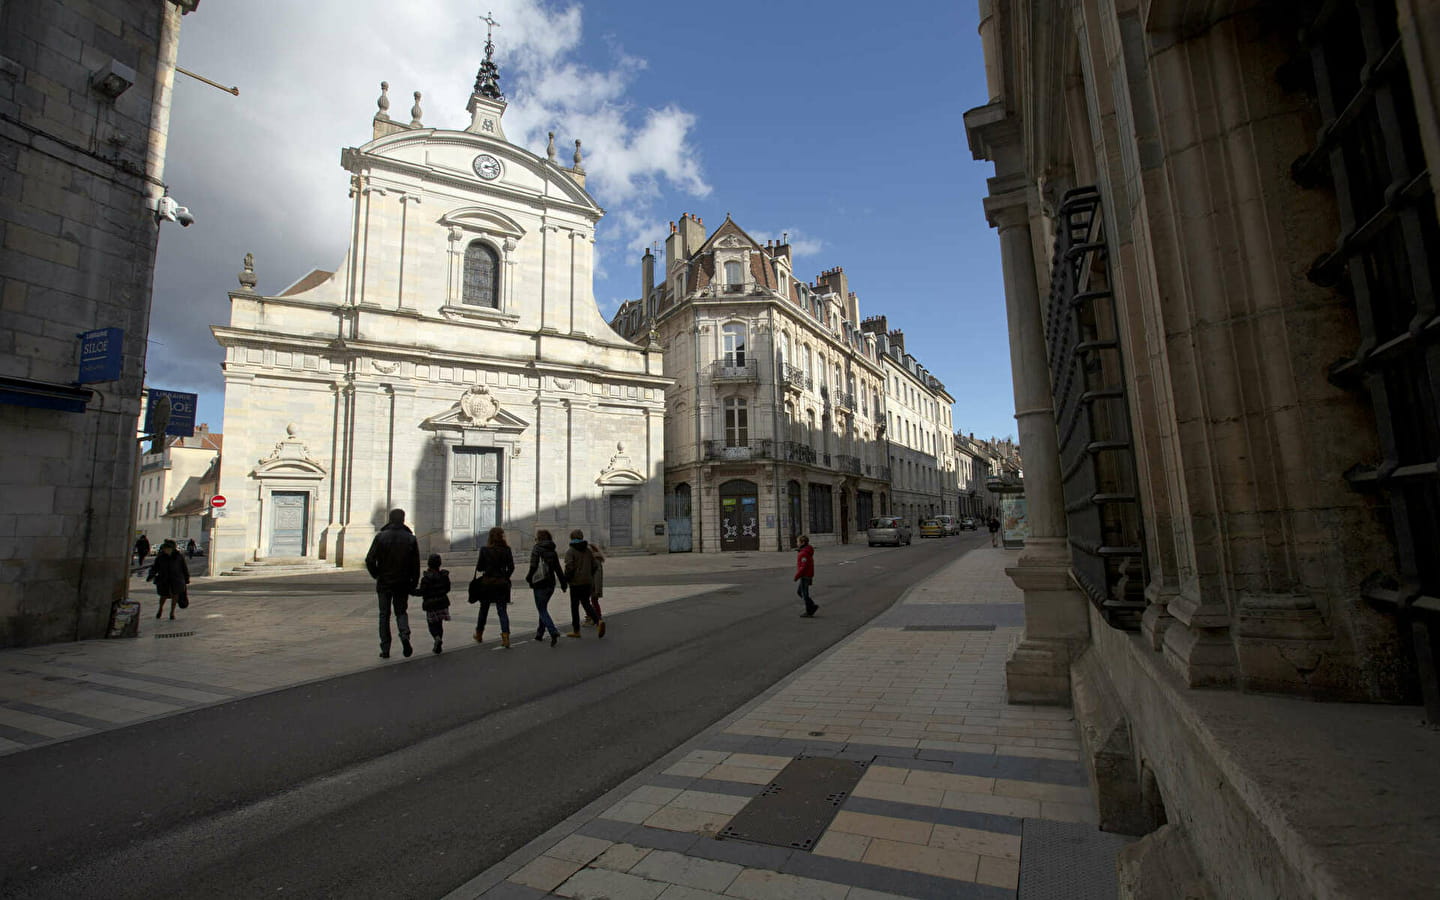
[{"x1": 364, "y1": 508, "x2": 610, "y2": 660}]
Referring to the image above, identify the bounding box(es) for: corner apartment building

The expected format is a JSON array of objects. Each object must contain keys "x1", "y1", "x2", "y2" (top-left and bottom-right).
[{"x1": 611, "y1": 215, "x2": 890, "y2": 551}]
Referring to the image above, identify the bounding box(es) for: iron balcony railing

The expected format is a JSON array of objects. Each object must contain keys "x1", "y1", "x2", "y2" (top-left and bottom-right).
[
  {"x1": 783, "y1": 441, "x2": 816, "y2": 464},
  {"x1": 782, "y1": 364, "x2": 811, "y2": 392},
  {"x1": 1045, "y1": 186, "x2": 1148, "y2": 630},
  {"x1": 704, "y1": 439, "x2": 774, "y2": 461},
  {"x1": 834, "y1": 391, "x2": 856, "y2": 411},
  {"x1": 836, "y1": 454, "x2": 862, "y2": 475},
  {"x1": 710, "y1": 358, "x2": 758, "y2": 381}
]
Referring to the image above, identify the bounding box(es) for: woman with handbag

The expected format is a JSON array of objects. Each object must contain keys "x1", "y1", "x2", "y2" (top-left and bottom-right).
[
  {"x1": 147, "y1": 539, "x2": 190, "y2": 620},
  {"x1": 470, "y1": 527, "x2": 515, "y2": 648},
  {"x1": 525, "y1": 529, "x2": 568, "y2": 646}
]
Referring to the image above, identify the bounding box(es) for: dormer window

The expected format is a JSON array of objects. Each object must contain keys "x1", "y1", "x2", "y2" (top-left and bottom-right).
[{"x1": 462, "y1": 241, "x2": 500, "y2": 308}]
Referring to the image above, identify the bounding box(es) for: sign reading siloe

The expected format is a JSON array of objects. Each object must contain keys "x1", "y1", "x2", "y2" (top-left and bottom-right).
[
  {"x1": 77, "y1": 327, "x2": 123, "y2": 383},
  {"x1": 144, "y1": 389, "x2": 198, "y2": 437}
]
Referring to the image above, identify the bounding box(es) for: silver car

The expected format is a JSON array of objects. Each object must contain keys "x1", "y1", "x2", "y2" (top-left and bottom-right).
[{"x1": 867, "y1": 516, "x2": 913, "y2": 546}]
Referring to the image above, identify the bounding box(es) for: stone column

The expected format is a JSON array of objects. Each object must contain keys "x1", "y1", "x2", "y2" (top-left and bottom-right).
[{"x1": 985, "y1": 189, "x2": 1091, "y2": 705}]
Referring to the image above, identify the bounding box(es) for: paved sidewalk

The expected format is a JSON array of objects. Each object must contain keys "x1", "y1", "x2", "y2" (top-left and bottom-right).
[
  {"x1": 0, "y1": 543, "x2": 888, "y2": 757},
  {"x1": 449, "y1": 547, "x2": 1127, "y2": 900}
]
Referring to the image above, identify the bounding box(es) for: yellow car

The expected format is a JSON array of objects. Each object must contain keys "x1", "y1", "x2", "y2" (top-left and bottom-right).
[{"x1": 918, "y1": 519, "x2": 945, "y2": 539}]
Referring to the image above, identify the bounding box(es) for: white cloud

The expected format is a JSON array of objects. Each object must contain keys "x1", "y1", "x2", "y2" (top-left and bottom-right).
[
  {"x1": 148, "y1": 0, "x2": 708, "y2": 412},
  {"x1": 753, "y1": 227, "x2": 825, "y2": 261}
]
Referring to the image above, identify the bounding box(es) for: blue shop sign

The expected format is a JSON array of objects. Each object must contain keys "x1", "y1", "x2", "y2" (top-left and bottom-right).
[
  {"x1": 145, "y1": 389, "x2": 197, "y2": 437},
  {"x1": 77, "y1": 327, "x2": 123, "y2": 383}
]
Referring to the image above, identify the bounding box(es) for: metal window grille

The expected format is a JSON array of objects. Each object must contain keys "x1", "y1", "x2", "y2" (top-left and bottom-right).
[
  {"x1": 1045, "y1": 187, "x2": 1148, "y2": 629},
  {"x1": 1294, "y1": 1, "x2": 1440, "y2": 721}
]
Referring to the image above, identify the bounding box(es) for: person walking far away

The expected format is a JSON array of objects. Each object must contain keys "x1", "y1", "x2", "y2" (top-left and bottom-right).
[
  {"x1": 365, "y1": 508, "x2": 420, "y2": 659},
  {"x1": 147, "y1": 538, "x2": 189, "y2": 620},
  {"x1": 416, "y1": 553, "x2": 451, "y2": 654},
  {"x1": 562, "y1": 529, "x2": 605, "y2": 639},
  {"x1": 134, "y1": 533, "x2": 150, "y2": 570},
  {"x1": 795, "y1": 534, "x2": 818, "y2": 617},
  {"x1": 186, "y1": 537, "x2": 197, "y2": 559},
  {"x1": 471, "y1": 527, "x2": 515, "y2": 648},
  {"x1": 526, "y1": 529, "x2": 568, "y2": 647},
  {"x1": 988, "y1": 515, "x2": 1001, "y2": 548}
]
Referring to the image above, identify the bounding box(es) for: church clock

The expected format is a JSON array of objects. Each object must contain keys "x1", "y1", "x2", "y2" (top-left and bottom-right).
[{"x1": 472, "y1": 154, "x2": 503, "y2": 180}]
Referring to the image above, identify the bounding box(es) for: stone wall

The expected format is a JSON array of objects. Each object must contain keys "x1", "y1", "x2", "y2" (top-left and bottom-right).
[{"x1": 0, "y1": 0, "x2": 182, "y2": 645}]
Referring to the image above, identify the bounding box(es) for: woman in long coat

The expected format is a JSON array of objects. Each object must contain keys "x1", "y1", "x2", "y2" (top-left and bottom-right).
[
  {"x1": 148, "y1": 539, "x2": 190, "y2": 620},
  {"x1": 471, "y1": 526, "x2": 515, "y2": 648}
]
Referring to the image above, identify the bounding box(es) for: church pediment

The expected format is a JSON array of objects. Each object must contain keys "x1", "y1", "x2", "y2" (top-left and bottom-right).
[
  {"x1": 595, "y1": 441, "x2": 647, "y2": 486},
  {"x1": 253, "y1": 424, "x2": 326, "y2": 479},
  {"x1": 439, "y1": 207, "x2": 525, "y2": 238},
  {"x1": 422, "y1": 386, "x2": 529, "y2": 435}
]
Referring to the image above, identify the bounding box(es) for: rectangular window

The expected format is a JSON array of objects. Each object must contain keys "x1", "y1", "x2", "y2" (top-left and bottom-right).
[
  {"x1": 725, "y1": 398, "x2": 749, "y2": 447},
  {"x1": 808, "y1": 483, "x2": 834, "y2": 533}
]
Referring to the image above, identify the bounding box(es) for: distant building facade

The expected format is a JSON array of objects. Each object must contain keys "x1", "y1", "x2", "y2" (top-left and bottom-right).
[
  {"x1": 136, "y1": 421, "x2": 222, "y2": 549},
  {"x1": 212, "y1": 43, "x2": 668, "y2": 570},
  {"x1": 0, "y1": 0, "x2": 189, "y2": 646},
  {"x1": 611, "y1": 217, "x2": 890, "y2": 551},
  {"x1": 968, "y1": 1, "x2": 1439, "y2": 896},
  {"x1": 860, "y1": 317, "x2": 956, "y2": 522}
]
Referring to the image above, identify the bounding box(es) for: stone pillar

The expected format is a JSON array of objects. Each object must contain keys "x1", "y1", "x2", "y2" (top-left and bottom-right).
[{"x1": 985, "y1": 195, "x2": 1092, "y2": 705}]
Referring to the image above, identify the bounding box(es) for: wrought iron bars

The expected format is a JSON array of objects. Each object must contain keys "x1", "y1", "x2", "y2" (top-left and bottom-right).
[{"x1": 1044, "y1": 187, "x2": 1148, "y2": 630}]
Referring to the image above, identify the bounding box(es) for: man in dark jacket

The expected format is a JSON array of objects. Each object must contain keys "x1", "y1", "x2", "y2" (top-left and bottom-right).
[
  {"x1": 562, "y1": 529, "x2": 604, "y2": 639},
  {"x1": 365, "y1": 508, "x2": 420, "y2": 659}
]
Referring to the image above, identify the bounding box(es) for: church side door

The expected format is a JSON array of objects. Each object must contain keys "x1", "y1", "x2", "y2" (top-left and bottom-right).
[{"x1": 450, "y1": 448, "x2": 502, "y2": 550}]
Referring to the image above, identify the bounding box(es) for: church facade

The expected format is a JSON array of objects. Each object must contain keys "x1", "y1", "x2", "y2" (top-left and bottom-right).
[{"x1": 211, "y1": 41, "x2": 669, "y2": 570}]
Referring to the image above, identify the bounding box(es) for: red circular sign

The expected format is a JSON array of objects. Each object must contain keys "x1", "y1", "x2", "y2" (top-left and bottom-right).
[{"x1": 209, "y1": 495, "x2": 227, "y2": 509}]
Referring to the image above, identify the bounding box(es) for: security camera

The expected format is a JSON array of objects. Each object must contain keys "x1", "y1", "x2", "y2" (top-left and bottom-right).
[{"x1": 154, "y1": 195, "x2": 195, "y2": 227}]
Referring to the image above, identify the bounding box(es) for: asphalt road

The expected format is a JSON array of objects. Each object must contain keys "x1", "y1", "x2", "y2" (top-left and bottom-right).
[{"x1": 0, "y1": 534, "x2": 984, "y2": 899}]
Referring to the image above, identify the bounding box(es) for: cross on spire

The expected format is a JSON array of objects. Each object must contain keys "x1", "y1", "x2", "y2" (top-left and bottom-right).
[{"x1": 470, "y1": 10, "x2": 506, "y2": 103}]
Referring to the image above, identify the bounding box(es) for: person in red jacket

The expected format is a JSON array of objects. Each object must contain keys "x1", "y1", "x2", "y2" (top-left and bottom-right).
[{"x1": 794, "y1": 535, "x2": 817, "y2": 617}]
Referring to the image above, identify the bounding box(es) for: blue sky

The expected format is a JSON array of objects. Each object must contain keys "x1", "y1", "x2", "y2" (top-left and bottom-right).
[{"x1": 150, "y1": 0, "x2": 1015, "y2": 443}]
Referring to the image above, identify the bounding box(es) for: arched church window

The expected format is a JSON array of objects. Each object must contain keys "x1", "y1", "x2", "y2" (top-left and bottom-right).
[{"x1": 462, "y1": 241, "x2": 500, "y2": 308}]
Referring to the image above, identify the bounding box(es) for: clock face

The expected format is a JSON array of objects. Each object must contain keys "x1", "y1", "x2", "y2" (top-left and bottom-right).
[{"x1": 472, "y1": 154, "x2": 502, "y2": 181}]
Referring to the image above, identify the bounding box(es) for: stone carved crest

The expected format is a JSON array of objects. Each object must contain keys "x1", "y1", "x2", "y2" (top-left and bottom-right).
[
  {"x1": 459, "y1": 385, "x2": 501, "y2": 423},
  {"x1": 717, "y1": 235, "x2": 744, "y2": 248}
]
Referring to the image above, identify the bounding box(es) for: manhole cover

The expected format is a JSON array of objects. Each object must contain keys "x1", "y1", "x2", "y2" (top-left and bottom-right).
[
  {"x1": 902, "y1": 624, "x2": 997, "y2": 631},
  {"x1": 155, "y1": 631, "x2": 196, "y2": 639},
  {"x1": 718, "y1": 755, "x2": 868, "y2": 851}
]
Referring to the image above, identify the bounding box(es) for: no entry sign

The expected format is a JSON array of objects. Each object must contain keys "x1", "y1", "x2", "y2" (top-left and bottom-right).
[{"x1": 210, "y1": 495, "x2": 227, "y2": 509}]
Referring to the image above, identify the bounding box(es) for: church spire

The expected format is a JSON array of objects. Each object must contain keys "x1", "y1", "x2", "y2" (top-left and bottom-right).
[{"x1": 465, "y1": 12, "x2": 508, "y2": 138}]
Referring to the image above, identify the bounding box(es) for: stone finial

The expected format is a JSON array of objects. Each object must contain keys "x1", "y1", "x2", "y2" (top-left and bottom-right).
[
  {"x1": 237, "y1": 252, "x2": 257, "y2": 292},
  {"x1": 546, "y1": 131, "x2": 556, "y2": 162},
  {"x1": 410, "y1": 91, "x2": 423, "y2": 127},
  {"x1": 376, "y1": 81, "x2": 390, "y2": 119},
  {"x1": 572, "y1": 138, "x2": 585, "y2": 173},
  {"x1": 286, "y1": 422, "x2": 298, "y2": 437}
]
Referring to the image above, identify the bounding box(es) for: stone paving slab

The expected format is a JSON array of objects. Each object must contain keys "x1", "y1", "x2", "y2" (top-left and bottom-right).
[{"x1": 446, "y1": 546, "x2": 1125, "y2": 900}]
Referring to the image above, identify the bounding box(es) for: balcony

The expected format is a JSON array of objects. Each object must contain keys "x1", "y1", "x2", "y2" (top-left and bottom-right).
[
  {"x1": 782, "y1": 364, "x2": 811, "y2": 394},
  {"x1": 836, "y1": 454, "x2": 862, "y2": 475},
  {"x1": 834, "y1": 391, "x2": 856, "y2": 411},
  {"x1": 699, "y1": 282, "x2": 766, "y2": 299},
  {"x1": 704, "y1": 439, "x2": 775, "y2": 461},
  {"x1": 877, "y1": 466, "x2": 893, "y2": 481},
  {"x1": 783, "y1": 441, "x2": 816, "y2": 464},
  {"x1": 711, "y1": 358, "x2": 759, "y2": 382}
]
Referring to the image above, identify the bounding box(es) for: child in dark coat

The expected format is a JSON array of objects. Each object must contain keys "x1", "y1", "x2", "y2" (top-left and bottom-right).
[{"x1": 416, "y1": 553, "x2": 451, "y2": 654}]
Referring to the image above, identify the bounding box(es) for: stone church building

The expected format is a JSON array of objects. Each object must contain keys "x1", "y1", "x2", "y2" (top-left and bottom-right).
[{"x1": 211, "y1": 40, "x2": 669, "y2": 571}]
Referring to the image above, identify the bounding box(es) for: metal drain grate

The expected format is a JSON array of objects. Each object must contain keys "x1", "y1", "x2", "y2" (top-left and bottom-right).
[
  {"x1": 1018, "y1": 818, "x2": 1133, "y2": 899},
  {"x1": 902, "y1": 624, "x2": 997, "y2": 631},
  {"x1": 154, "y1": 631, "x2": 196, "y2": 639},
  {"x1": 718, "y1": 755, "x2": 868, "y2": 851}
]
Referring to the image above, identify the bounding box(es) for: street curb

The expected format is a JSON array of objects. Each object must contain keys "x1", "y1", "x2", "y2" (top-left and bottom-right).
[{"x1": 442, "y1": 542, "x2": 1000, "y2": 899}]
